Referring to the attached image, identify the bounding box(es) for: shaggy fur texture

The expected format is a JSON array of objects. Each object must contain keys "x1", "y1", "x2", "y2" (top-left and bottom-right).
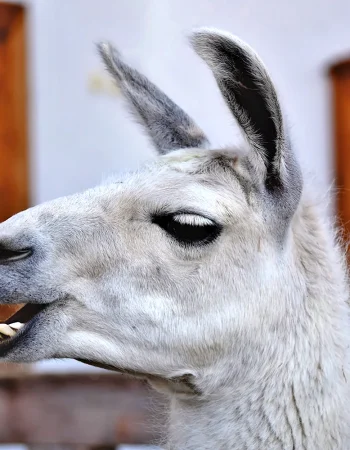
[{"x1": 0, "y1": 29, "x2": 349, "y2": 449}]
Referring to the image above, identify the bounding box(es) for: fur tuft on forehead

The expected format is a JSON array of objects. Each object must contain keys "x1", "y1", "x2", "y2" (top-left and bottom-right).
[{"x1": 161, "y1": 148, "x2": 245, "y2": 174}]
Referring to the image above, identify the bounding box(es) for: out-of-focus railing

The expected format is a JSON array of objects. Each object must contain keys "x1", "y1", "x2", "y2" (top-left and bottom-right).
[{"x1": 0, "y1": 373, "x2": 164, "y2": 449}]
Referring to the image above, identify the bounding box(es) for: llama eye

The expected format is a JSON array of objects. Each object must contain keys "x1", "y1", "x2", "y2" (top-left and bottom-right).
[{"x1": 152, "y1": 213, "x2": 221, "y2": 245}]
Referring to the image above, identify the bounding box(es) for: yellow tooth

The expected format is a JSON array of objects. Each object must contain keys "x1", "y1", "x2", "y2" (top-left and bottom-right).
[
  {"x1": 0, "y1": 324, "x2": 16, "y2": 337},
  {"x1": 9, "y1": 322, "x2": 24, "y2": 330}
]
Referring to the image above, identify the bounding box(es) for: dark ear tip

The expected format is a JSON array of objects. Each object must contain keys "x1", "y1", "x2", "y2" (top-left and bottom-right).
[
  {"x1": 189, "y1": 28, "x2": 257, "y2": 64},
  {"x1": 97, "y1": 41, "x2": 124, "y2": 83},
  {"x1": 189, "y1": 28, "x2": 219, "y2": 56},
  {"x1": 96, "y1": 41, "x2": 122, "y2": 65},
  {"x1": 190, "y1": 28, "x2": 235, "y2": 47}
]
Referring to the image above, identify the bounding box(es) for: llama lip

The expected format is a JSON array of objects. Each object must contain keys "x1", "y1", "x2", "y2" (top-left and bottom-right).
[{"x1": 0, "y1": 303, "x2": 49, "y2": 342}]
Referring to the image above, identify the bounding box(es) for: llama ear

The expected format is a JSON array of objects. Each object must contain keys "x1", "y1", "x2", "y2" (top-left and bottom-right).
[
  {"x1": 97, "y1": 43, "x2": 209, "y2": 154},
  {"x1": 190, "y1": 29, "x2": 289, "y2": 191}
]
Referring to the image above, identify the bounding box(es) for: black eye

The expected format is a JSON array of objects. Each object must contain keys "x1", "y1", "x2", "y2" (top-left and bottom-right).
[
  {"x1": 0, "y1": 245, "x2": 32, "y2": 264},
  {"x1": 152, "y1": 213, "x2": 221, "y2": 246}
]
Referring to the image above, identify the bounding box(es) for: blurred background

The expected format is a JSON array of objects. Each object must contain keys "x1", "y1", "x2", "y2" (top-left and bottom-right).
[{"x1": 0, "y1": 0, "x2": 350, "y2": 448}]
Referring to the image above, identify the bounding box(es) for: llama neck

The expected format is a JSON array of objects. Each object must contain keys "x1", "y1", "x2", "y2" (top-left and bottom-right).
[
  {"x1": 166, "y1": 322, "x2": 350, "y2": 447},
  {"x1": 166, "y1": 204, "x2": 350, "y2": 450},
  {"x1": 166, "y1": 356, "x2": 350, "y2": 450}
]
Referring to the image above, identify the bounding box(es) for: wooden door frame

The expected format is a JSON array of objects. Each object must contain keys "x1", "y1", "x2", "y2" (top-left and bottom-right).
[
  {"x1": 329, "y1": 58, "x2": 350, "y2": 256},
  {"x1": 0, "y1": 3, "x2": 29, "y2": 322},
  {"x1": 0, "y1": 2, "x2": 29, "y2": 223}
]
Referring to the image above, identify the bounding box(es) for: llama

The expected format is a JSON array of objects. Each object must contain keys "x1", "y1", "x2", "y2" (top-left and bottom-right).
[{"x1": 0, "y1": 28, "x2": 349, "y2": 449}]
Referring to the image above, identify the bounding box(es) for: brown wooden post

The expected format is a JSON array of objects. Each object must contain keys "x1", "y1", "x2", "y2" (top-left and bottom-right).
[
  {"x1": 0, "y1": 3, "x2": 29, "y2": 334},
  {"x1": 329, "y1": 57, "x2": 350, "y2": 260},
  {"x1": 0, "y1": 3, "x2": 29, "y2": 222}
]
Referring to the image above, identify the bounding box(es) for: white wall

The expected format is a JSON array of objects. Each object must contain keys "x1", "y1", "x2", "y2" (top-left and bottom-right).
[
  {"x1": 26, "y1": 0, "x2": 155, "y2": 204},
  {"x1": 6, "y1": 0, "x2": 350, "y2": 373},
  {"x1": 23, "y1": 0, "x2": 350, "y2": 205},
  {"x1": 15, "y1": 0, "x2": 349, "y2": 205}
]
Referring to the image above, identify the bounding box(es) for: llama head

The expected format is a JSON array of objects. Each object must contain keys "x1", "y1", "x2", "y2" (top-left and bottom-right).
[{"x1": 0, "y1": 29, "x2": 302, "y2": 395}]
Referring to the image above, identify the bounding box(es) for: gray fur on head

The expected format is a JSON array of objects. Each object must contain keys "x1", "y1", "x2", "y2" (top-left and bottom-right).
[{"x1": 0, "y1": 28, "x2": 349, "y2": 450}]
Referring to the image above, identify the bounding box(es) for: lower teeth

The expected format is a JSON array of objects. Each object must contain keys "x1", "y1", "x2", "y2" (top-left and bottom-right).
[{"x1": 0, "y1": 322, "x2": 24, "y2": 339}]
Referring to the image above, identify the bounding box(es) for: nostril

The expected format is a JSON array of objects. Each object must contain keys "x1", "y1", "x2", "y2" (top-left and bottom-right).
[{"x1": 0, "y1": 245, "x2": 33, "y2": 264}]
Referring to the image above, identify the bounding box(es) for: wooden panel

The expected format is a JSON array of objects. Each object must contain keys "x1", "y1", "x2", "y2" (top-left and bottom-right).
[
  {"x1": 0, "y1": 373, "x2": 164, "y2": 445},
  {"x1": 0, "y1": 5, "x2": 29, "y2": 328},
  {"x1": 28, "y1": 446, "x2": 115, "y2": 450},
  {"x1": 0, "y1": 4, "x2": 21, "y2": 41},
  {"x1": 330, "y1": 59, "x2": 350, "y2": 252},
  {"x1": 0, "y1": 4, "x2": 29, "y2": 223}
]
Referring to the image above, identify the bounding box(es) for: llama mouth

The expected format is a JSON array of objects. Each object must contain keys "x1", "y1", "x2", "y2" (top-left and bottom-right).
[{"x1": 0, "y1": 303, "x2": 49, "y2": 343}]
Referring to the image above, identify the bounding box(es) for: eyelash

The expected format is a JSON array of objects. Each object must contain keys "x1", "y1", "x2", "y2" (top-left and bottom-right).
[{"x1": 152, "y1": 212, "x2": 222, "y2": 246}]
